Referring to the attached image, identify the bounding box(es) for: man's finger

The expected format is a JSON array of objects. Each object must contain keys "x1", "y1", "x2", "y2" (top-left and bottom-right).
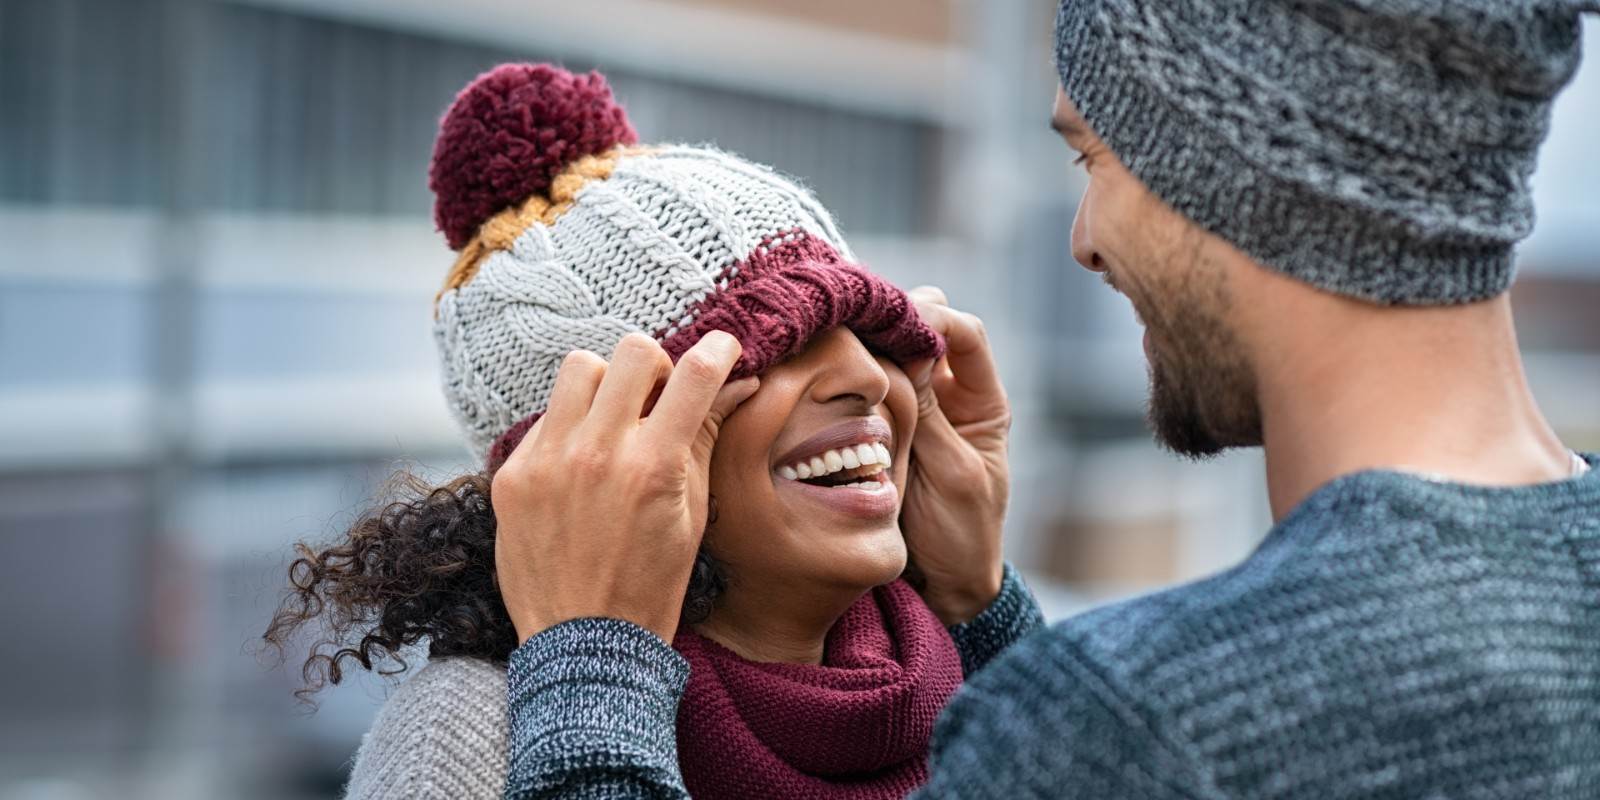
[
  {"x1": 645, "y1": 331, "x2": 745, "y2": 450},
  {"x1": 917, "y1": 303, "x2": 1003, "y2": 398},
  {"x1": 499, "y1": 415, "x2": 548, "y2": 472},
  {"x1": 541, "y1": 349, "x2": 607, "y2": 440},
  {"x1": 589, "y1": 333, "x2": 673, "y2": 434},
  {"x1": 909, "y1": 285, "x2": 950, "y2": 307}
]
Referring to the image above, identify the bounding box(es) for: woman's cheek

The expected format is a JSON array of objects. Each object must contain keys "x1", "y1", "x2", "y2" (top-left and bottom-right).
[{"x1": 882, "y1": 369, "x2": 918, "y2": 477}]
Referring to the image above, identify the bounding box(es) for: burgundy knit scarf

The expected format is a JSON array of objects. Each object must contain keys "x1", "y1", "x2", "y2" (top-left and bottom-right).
[{"x1": 672, "y1": 580, "x2": 965, "y2": 799}]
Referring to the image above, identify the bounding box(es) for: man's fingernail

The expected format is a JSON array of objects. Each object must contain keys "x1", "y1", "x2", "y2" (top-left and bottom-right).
[{"x1": 705, "y1": 330, "x2": 740, "y2": 352}]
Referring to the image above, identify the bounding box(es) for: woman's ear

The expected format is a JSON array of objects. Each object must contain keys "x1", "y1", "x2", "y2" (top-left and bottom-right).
[{"x1": 682, "y1": 546, "x2": 729, "y2": 625}]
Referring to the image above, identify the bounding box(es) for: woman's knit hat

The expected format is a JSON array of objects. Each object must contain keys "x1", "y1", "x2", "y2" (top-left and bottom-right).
[{"x1": 428, "y1": 64, "x2": 944, "y2": 469}]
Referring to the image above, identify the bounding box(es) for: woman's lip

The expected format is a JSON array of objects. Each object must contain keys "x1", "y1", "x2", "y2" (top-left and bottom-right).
[
  {"x1": 777, "y1": 476, "x2": 899, "y2": 519},
  {"x1": 773, "y1": 417, "x2": 894, "y2": 470}
]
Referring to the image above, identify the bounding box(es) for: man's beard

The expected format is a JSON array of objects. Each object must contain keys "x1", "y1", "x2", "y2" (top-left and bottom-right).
[
  {"x1": 1139, "y1": 264, "x2": 1262, "y2": 459},
  {"x1": 1146, "y1": 351, "x2": 1259, "y2": 458}
]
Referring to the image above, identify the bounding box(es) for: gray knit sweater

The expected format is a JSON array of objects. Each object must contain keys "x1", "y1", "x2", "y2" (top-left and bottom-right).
[
  {"x1": 346, "y1": 657, "x2": 510, "y2": 799},
  {"x1": 505, "y1": 455, "x2": 1600, "y2": 798}
]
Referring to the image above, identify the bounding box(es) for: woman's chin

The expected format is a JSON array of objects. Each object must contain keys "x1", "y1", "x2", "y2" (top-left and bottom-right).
[{"x1": 814, "y1": 526, "x2": 908, "y2": 589}]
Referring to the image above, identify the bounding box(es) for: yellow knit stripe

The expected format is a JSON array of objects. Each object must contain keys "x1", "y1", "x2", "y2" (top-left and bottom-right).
[{"x1": 436, "y1": 147, "x2": 639, "y2": 307}]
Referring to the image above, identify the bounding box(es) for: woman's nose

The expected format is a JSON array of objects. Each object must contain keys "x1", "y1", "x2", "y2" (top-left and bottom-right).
[{"x1": 807, "y1": 328, "x2": 891, "y2": 408}]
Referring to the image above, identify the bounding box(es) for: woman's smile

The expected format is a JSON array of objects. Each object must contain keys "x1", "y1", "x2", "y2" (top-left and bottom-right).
[{"x1": 770, "y1": 415, "x2": 899, "y2": 519}]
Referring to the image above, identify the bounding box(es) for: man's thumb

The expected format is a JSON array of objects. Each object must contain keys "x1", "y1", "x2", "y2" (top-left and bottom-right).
[{"x1": 692, "y1": 376, "x2": 760, "y2": 466}]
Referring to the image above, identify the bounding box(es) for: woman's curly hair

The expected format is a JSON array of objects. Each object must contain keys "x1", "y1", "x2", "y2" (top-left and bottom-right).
[{"x1": 262, "y1": 468, "x2": 727, "y2": 701}]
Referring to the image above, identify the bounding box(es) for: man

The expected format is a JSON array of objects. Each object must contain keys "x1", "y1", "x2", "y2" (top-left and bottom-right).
[{"x1": 491, "y1": 1, "x2": 1599, "y2": 797}]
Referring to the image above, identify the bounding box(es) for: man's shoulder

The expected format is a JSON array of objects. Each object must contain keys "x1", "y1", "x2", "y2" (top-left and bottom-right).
[
  {"x1": 925, "y1": 600, "x2": 1217, "y2": 798},
  {"x1": 923, "y1": 467, "x2": 1600, "y2": 798},
  {"x1": 992, "y1": 563, "x2": 1305, "y2": 700},
  {"x1": 1041, "y1": 462, "x2": 1600, "y2": 681},
  {"x1": 1042, "y1": 526, "x2": 1340, "y2": 680},
  {"x1": 924, "y1": 533, "x2": 1434, "y2": 799},
  {"x1": 944, "y1": 499, "x2": 1404, "y2": 743}
]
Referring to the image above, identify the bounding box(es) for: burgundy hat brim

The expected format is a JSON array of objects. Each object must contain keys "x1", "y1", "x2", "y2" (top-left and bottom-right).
[{"x1": 486, "y1": 230, "x2": 944, "y2": 471}]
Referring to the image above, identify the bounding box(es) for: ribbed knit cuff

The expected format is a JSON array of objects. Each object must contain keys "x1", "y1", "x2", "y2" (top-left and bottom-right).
[
  {"x1": 505, "y1": 618, "x2": 690, "y2": 798},
  {"x1": 947, "y1": 563, "x2": 1046, "y2": 677}
]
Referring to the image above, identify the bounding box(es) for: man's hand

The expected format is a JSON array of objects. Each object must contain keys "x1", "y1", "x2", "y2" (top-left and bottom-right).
[
  {"x1": 491, "y1": 331, "x2": 758, "y2": 645},
  {"x1": 900, "y1": 286, "x2": 1012, "y2": 625}
]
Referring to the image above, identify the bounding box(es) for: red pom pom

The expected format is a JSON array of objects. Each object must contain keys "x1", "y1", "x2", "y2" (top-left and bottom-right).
[{"x1": 429, "y1": 63, "x2": 638, "y2": 250}]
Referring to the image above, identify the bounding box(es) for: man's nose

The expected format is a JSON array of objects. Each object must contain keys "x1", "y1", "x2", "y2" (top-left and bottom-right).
[{"x1": 1070, "y1": 199, "x2": 1104, "y2": 273}]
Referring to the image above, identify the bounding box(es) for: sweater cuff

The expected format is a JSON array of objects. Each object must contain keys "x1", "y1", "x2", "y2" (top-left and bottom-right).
[
  {"x1": 505, "y1": 618, "x2": 690, "y2": 797},
  {"x1": 947, "y1": 562, "x2": 1046, "y2": 677}
]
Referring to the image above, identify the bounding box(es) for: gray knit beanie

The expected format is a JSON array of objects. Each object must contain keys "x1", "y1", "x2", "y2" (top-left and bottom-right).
[{"x1": 1054, "y1": 0, "x2": 1599, "y2": 305}]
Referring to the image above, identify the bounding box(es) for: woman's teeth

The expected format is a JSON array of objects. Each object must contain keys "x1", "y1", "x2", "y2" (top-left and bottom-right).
[
  {"x1": 836, "y1": 481, "x2": 883, "y2": 490},
  {"x1": 776, "y1": 442, "x2": 892, "y2": 482}
]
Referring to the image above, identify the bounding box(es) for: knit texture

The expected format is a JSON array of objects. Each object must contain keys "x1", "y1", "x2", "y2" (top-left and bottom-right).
[
  {"x1": 673, "y1": 580, "x2": 965, "y2": 799},
  {"x1": 485, "y1": 228, "x2": 942, "y2": 468},
  {"x1": 500, "y1": 457, "x2": 1600, "y2": 799},
  {"x1": 945, "y1": 563, "x2": 1046, "y2": 679},
  {"x1": 508, "y1": 618, "x2": 692, "y2": 798},
  {"x1": 343, "y1": 657, "x2": 508, "y2": 800},
  {"x1": 501, "y1": 565, "x2": 1044, "y2": 799},
  {"x1": 918, "y1": 453, "x2": 1600, "y2": 799},
  {"x1": 1053, "y1": 0, "x2": 1599, "y2": 305},
  {"x1": 435, "y1": 142, "x2": 944, "y2": 466},
  {"x1": 429, "y1": 64, "x2": 638, "y2": 250},
  {"x1": 428, "y1": 64, "x2": 945, "y2": 467},
  {"x1": 345, "y1": 568, "x2": 1038, "y2": 800}
]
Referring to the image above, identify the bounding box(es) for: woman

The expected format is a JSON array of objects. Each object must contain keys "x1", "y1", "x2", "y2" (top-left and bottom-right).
[{"x1": 264, "y1": 63, "x2": 1021, "y2": 799}]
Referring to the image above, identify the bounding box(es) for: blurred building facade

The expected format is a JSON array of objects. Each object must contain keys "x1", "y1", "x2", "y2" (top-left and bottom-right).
[{"x1": 0, "y1": 1, "x2": 1595, "y2": 797}]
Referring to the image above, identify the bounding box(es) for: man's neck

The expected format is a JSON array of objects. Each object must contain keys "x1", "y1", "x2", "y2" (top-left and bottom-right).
[
  {"x1": 690, "y1": 575, "x2": 866, "y2": 665},
  {"x1": 1254, "y1": 294, "x2": 1571, "y2": 522}
]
